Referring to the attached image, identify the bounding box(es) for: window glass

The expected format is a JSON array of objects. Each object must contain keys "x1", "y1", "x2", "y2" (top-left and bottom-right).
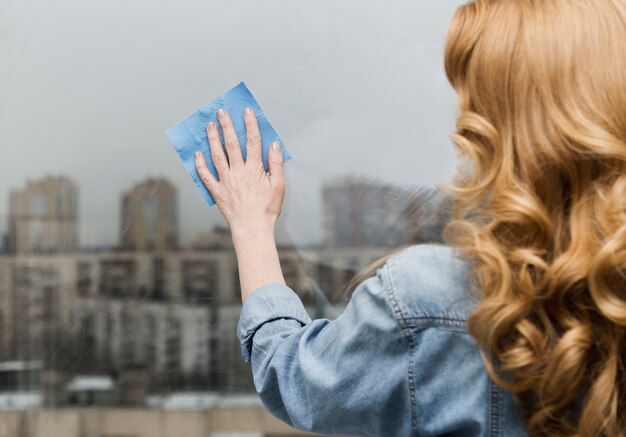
[{"x1": 0, "y1": 1, "x2": 463, "y2": 435}]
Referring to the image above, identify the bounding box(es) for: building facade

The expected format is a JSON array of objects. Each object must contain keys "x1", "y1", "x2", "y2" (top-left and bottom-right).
[
  {"x1": 8, "y1": 176, "x2": 79, "y2": 255},
  {"x1": 0, "y1": 240, "x2": 375, "y2": 395},
  {"x1": 322, "y1": 177, "x2": 452, "y2": 250},
  {"x1": 322, "y1": 175, "x2": 410, "y2": 249},
  {"x1": 120, "y1": 178, "x2": 179, "y2": 251}
]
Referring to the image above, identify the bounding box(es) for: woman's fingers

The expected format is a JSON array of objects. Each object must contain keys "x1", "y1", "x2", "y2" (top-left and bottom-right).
[
  {"x1": 268, "y1": 141, "x2": 285, "y2": 192},
  {"x1": 217, "y1": 108, "x2": 244, "y2": 170},
  {"x1": 194, "y1": 151, "x2": 221, "y2": 198},
  {"x1": 206, "y1": 121, "x2": 229, "y2": 180},
  {"x1": 243, "y1": 108, "x2": 263, "y2": 167}
]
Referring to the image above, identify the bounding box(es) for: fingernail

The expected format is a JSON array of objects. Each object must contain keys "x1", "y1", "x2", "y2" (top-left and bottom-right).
[
  {"x1": 207, "y1": 122, "x2": 215, "y2": 130},
  {"x1": 244, "y1": 107, "x2": 251, "y2": 116},
  {"x1": 217, "y1": 109, "x2": 225, "y2": 117},
  {"x1": 195, "y1": 151, "x2": 201, "y2": 159},
  {"x1": 272, "y1": 142, "x2": 279, "y2": 150}
]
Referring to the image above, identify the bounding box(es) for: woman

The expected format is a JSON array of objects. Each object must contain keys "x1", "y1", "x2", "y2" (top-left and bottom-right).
[{"x1": 193, "y1": 0, "x2": 626, "y2": 435}]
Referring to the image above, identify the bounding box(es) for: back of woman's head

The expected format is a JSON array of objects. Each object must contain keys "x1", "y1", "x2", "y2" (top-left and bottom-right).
[{"x1": 441, "y1": 0, "x2": 626, "y2": 435}]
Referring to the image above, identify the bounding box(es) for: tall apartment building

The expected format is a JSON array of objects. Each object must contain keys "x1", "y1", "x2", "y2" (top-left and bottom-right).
[
  {"x1": 8, "y1": 176, "x2": 79, "y2": 255},
  {"x1": 120, "y1": 178, "x2": 178, "y2": 251},
  {"x1": 321, "y1": 175, "x2": 410, "y2": 249},
  {"x1": 322, "y1": 176, "x2": 453, "y2": 249}
]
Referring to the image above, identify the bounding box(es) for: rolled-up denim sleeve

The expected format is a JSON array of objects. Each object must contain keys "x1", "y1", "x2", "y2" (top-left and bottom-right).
[
  {"x1": 236, "y1": 265, "x2": 412, "y2": 436},
  {"x1": 237, "y1": 283, "x2": 313, "y2": 363}
]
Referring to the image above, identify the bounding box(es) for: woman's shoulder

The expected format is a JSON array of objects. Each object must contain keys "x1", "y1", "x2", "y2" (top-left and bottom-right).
[{"x1": 381, "y1": 243, "x2": 479, "y2": 330}]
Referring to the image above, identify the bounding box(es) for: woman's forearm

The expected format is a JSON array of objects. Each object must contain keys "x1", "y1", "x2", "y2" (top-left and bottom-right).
[{"x1": 232, "y1": 229, "x2": 286, "y2": 303}]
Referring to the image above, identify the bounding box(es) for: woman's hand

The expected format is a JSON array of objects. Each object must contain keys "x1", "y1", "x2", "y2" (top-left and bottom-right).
[
  {"x1": 194, "y1": 107, "x2": 286, "y2": 241},
  {"x1": 195, "y1": 107, "x2": 287, "y2": 300}
]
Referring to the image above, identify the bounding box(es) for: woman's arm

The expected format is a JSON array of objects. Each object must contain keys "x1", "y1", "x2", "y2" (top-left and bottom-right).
[
  {"x1": 193, "y1": 107, "x2": 287, "y2": 302},
  {"x1": 236, "y1": 266, "x2": 413, "y2": 436},
  {"x1": 231, "y1": 230, "x2": 285, "y2": 302},
  {"x1": 195, "y1": 107, "x2": 413, "y2": 435}
]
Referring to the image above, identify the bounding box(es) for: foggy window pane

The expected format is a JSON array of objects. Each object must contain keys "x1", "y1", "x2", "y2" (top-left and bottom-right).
[{"x1": 0, "y1": 0, "x2": 462, "y2": 435}]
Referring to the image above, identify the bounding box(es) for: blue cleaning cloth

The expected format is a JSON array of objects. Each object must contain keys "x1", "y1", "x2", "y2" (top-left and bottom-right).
[{"x1": 166, "y1": 81, "x2": 292, "y2": 207}]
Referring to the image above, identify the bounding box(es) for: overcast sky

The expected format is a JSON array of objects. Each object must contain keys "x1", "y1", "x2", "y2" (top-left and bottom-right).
[{"x1": 0, "y1": 0, "x2": 464, "y2": 248}]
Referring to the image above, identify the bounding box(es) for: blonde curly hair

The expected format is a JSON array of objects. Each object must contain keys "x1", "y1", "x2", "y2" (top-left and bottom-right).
[{"x1": 441, "y1": 0, "x2": 626, "y2": 435}]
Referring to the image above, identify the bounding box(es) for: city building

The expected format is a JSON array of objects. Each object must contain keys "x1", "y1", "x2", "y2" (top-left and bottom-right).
[
  {"x1": 0, "y1": 173, "x2": 429, "y2": 402},
  {"x1": 322, "y1": 176, "x2": 453, "y2": 250},
  {"x1": 71, "y1": 296, "x2": 211, "y2": 393},
  {"x1": 187, "y1": 225, "x2": 234, "y2": 251},
  {"x1": 8, "y1": 176, "x2": 79, "y2": 255},
  {"x1": 321, "y1": 175, "x2": 410, "y2": 249},
  {"x1": 0, "y1": 242, "x2": 352, "y2": 394},
  {"x1": 120, "y1": 178, "x2": 178, "y2": 251}
]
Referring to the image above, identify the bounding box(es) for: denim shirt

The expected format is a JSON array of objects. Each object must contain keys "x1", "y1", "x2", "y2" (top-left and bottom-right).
[{"x1": 237, "y1": 243, "x2": 529, "y2": 436}]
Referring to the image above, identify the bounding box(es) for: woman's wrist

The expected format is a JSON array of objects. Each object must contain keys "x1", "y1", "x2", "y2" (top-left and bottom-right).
[
  {"x1": 231, "y1": 223, "x2": 286, "y2": 302},
  {"x1": 232, "y1": 233, "x2": 277, "y2": 257},
  {"x1": 231, "y1": 222, "x2": 277, "y2": 249}
]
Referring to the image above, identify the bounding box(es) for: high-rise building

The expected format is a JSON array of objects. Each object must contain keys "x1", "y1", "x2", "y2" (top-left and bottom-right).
[
  {"x1": 322, "y1": 176, "x2": 453, "y2": 249},
  {"x1": 120, "y1": 178, "x2": 178, "y2": 251},
  {"x1": 321, "y1": 175, "x2": 409, "y2": 249},
  {"x1": 8, "y1": 176, "x2": 79, "y2": 255}
]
